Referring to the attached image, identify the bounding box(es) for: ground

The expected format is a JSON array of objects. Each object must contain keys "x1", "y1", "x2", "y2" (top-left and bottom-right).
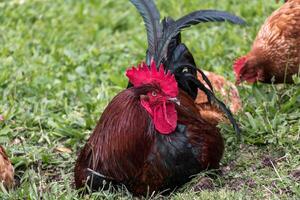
[{"x1": 0, "y1": 0, "x2": 299, "y2": 199}]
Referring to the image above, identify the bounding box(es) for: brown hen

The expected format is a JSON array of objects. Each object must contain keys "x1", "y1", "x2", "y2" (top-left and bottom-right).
[
  {"x1": 196, "y1": 71, "x2": 242, "y2": 124},
  {"x1": 0, "y1": 145, "x2": 14, "y2": 189},
  {"x1": 234, "y1": 0, "x2": 300, "y2": 84}
]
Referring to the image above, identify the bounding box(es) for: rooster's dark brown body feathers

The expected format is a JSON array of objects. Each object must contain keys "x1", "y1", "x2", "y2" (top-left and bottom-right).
[{"x1": 75, "y1": 88, "x2": 223, "y2": 195}]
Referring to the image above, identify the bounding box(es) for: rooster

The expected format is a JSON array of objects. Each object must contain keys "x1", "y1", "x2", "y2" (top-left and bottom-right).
[
  {"x1": 0, "y1": 145, "x2": 14, "y2": 189},
  {"x1": 234, "y1": 0, "x2": 300, "y2": 84},
  {"x1": 75, "y1": 61, "x2": 224, "y2": 195},
  {"x1": 75, "y1": 0, "x2": 244, "y2": 196}
]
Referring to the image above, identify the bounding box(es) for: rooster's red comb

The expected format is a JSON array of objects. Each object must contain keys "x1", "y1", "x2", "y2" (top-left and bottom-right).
[{"x1": 126, "y1": 60, "x2": 178, "y2": 97}]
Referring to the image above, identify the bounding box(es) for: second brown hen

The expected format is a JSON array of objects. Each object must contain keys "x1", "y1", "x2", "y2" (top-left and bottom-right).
[
  {"x1": 196, "y1": 71, "x2": 242, "y2": 124},
  {"x1": 0, "y1": 145, "x2": 14, "y2": 189}
]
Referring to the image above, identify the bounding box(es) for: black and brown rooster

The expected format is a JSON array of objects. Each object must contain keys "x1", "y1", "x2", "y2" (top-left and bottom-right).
[{"x1": 75, "y1": 0, "x2": 245, "y2": 196}]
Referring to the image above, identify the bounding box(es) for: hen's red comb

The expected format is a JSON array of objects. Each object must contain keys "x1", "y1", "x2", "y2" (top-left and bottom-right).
[
  {"x1": 126, "y1": 60, "x2": 178, "y2": 97},
  {"x1": 233, "y1": 56, "x2": 247, "y2": 76}
]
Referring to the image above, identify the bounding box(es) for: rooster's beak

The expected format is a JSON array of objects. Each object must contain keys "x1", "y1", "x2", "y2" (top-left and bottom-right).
[
  {"x1": 235, "y1": 76, "x2": 243, "y2": 85},
  {"x1": 235, "y1": 79, "x2": 241, "y2": 85},
  {"x1": 168, "y1": 97, "x2": 180, "y2": 105}
]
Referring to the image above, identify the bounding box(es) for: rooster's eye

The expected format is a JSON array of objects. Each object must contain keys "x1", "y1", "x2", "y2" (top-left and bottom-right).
[
  {"x1": 151, "y1": 91, "x2": 157, "y2": 97},
  {"x1": 182, "y1": 67, "x2": 188, "y2": 73}
]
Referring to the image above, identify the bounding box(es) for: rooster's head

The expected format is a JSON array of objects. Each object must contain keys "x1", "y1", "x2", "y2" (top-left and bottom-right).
[{"x1": 126, "y1": 60, "x2": 179, "y2": 134}]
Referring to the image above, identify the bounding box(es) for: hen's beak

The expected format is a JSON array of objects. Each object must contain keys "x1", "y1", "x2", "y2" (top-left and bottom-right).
[{"x1": 168, "y1": 97, "x2": 180, "y2": 105}]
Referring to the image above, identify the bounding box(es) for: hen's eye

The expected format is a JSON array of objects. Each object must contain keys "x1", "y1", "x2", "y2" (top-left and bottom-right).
[
  {"x1": 151, "y1": 91, "x2": 157, "y2": 97},
  {"x1": 182, "y1": 67, "x2": 188, "y2": 73}
]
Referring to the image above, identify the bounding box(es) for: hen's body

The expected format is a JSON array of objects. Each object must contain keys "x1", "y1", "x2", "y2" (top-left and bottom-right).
[
  {"x1": 195, "y1": 71, "x2": 241, "y2": 124},
  {"x1": 241, "y1": 0, "x2": 300, "y2": 83},
  {"x1": 75, "y1": 87, "x2": 223, "y2": 195},
  {"x1": 0, "y1": 145, "x2": 14, "y2": 188}
]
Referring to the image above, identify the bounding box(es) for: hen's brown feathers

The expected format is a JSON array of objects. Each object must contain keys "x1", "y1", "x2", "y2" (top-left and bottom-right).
[
  {"x1": 0, "y1": 146, "x2": 14, "y2": 189},
  {"x1": 195, "y1": 71, "x2": 242, "y2": 124},
  {"x1": 250, "y1": 0, "x2": 300, "y2": 82}
]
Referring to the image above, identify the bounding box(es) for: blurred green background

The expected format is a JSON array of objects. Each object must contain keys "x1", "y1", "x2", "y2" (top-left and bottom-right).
[{"x1": 0, "y1": 0, "x2": 299, "y2": 199}]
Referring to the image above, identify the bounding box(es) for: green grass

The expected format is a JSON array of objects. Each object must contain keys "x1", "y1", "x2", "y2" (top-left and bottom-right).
[{"x1": 0, "y1": 0, "x2": 299, "y2": 199}]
